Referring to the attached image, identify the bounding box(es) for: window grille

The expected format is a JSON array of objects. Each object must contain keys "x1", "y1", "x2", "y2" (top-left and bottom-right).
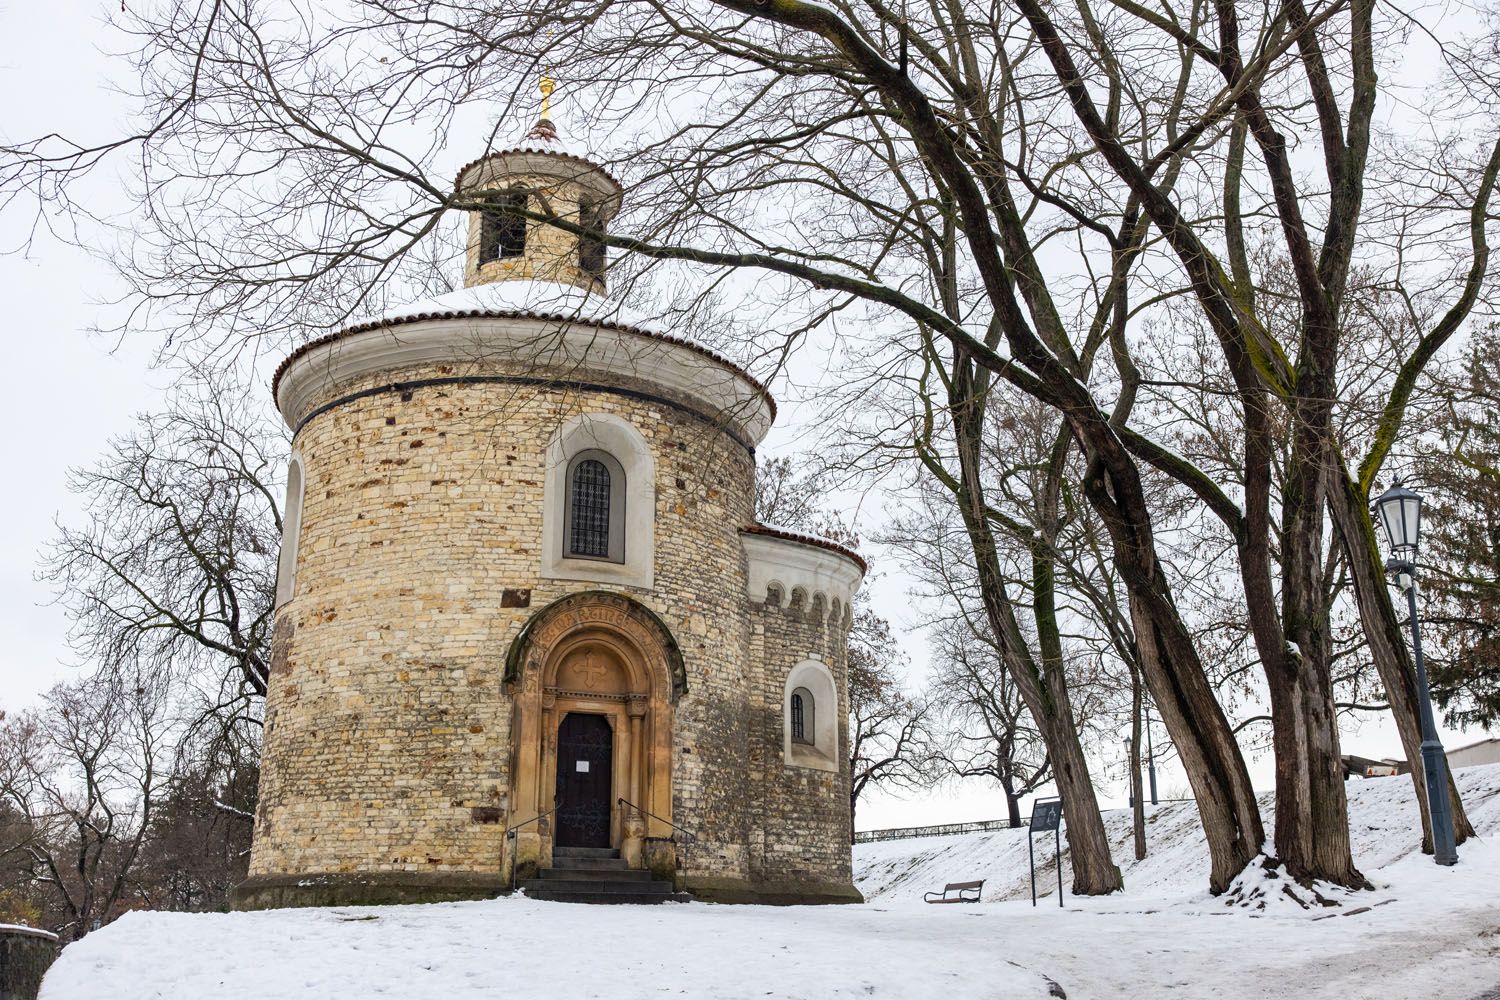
[
  {"x1": 791, "y1": 693, "x2": 807, "y2": 744},
  {"x1": 479, "y1": 191, "x2": 527, "y2": 263},
  {"x1": 569, "y1": 459, "x2": 612, "y2": 558}
]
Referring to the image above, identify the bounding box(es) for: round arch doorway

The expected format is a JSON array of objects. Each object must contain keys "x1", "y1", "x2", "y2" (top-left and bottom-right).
[{"x1": 503, "y1": 592, "x2": 682, "y2": 881}]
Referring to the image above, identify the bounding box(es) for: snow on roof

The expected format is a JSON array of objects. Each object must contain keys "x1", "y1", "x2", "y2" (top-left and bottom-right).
[
  {"x1": 271, "y1": 279, "x2": 776, "y2": 421},
  {"x1": 374, "y1": 279, "x2": 666, "y2": 335},
  {"x1": 493, "y1": 122, "x2": 590, "y2": 161},
  {"x1": 743, "y1": 522, "x2": 865, "y2": 573},
  {"x1": 0, "y1": 922, "x2": 58, "y2": 940},
  {"x1": 452, "y1": 120, "x2": 624, "y2": 197}
]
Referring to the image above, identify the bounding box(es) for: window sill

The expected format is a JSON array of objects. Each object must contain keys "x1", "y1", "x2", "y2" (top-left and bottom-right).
[{"x1": 541, "y1": 554, "x2": 653, "y2": 590}]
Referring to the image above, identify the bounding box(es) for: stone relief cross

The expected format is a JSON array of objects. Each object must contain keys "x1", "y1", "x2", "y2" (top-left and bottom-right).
[{"x1": 577, "y1": 652, "x2": 607, "y2": 690}]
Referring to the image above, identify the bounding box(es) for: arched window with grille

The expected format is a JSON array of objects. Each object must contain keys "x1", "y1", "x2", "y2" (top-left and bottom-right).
[
  {"x1": 791, "y1": 688, "x2": 814, "y2": 745},
  {"x1": 564, "y1": 450, "x2": 625, "y2": 563}
]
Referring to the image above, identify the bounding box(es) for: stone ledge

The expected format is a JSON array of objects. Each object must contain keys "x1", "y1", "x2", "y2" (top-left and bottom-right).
[
  {"x1": 231, "y1": 871, "x2": 507, "y2": 911},
  {"x1": 0, "y1": 926, "x2": 61, "y2": 1000},
  {"x1": 684, "y1": 875, "x2": 864, "y2": 906}
]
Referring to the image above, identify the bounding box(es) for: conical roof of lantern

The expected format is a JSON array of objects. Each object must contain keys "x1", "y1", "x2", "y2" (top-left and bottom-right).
[{"x1": 452, "y1": 80, "x2": 624, "y2": 221}]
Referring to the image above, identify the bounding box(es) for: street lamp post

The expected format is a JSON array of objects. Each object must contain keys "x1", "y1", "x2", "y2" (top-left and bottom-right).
[
  {"x1": 1144, "y1": 701, "x2": 1158, "y2": 806},
  {"x1": 1373, "y1": 481, "x2": 1458, "y2": 866}
]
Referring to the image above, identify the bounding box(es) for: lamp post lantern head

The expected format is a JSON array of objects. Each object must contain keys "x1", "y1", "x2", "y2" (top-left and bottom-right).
[{"x1": 1374, "y1": 480, "x2": 1423, "y2": 559}]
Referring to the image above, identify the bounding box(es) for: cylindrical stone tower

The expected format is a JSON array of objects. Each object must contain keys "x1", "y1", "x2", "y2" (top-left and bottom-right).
[{"x1": 234, "y1": 103, "x2": 865, "y2": 909}]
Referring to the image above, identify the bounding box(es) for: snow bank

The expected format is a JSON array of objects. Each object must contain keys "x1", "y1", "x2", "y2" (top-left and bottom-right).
[{"x1": 855, "y1": 761, "x2": 1500, "y2": 907}]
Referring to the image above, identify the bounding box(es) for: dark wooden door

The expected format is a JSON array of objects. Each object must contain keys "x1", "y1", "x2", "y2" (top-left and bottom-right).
[{"x1": 554, "y1": 713, "x2": 614, "y2": 848}]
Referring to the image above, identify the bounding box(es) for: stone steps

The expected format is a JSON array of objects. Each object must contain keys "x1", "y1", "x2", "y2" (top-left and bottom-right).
[{"x1": 519, "y1": 846, "x2": 687, "y2": 905}]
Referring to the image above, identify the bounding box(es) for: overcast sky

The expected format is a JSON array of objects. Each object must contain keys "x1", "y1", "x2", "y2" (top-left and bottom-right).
[{"x1": 1, "y1": 1, "x2": 1488, "y2": 835}]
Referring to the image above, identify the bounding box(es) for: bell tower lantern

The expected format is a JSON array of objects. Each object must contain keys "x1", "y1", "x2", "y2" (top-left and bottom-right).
[{"x1": 454, "y1": 78, "x2": 623, "y2": 295}]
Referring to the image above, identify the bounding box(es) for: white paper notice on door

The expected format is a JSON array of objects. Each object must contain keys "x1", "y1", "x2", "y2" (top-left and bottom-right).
[{"x1": 575, "y1": 760, "x2": 590, "y2": 772}]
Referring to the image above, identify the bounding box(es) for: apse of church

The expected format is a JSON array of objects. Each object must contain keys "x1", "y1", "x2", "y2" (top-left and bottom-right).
[{"x1": 232, "y1": 91, "x2": 865, "y2": 909}]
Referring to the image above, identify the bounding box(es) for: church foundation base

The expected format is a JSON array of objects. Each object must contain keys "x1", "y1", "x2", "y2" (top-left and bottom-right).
[
  {"x1": 230, "y1": 871, "x2": 507, "y2": 911},
  {"x1": 684, "y1": 875, "x2": 864, "y2": 906}
]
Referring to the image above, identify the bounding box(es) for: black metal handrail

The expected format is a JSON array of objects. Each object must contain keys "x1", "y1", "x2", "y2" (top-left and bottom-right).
[
  {"x1": 617, "y1": 797, "x2": 695, "y2": 843},
  {"x1": 618, "y1": 796, "x2": 694, "y2": 889},
  {"x1": 504, "y1": 800, "x2": 558, "y2": 891}
]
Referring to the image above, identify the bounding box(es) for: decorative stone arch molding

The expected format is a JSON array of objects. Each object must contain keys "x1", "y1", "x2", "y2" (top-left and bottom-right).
[
  {"x1": 783, "y1": 659, "x2": 839, "y2": 772},
  {"x1": 504, "y1": 591, "x2": 687, "y2": 699},
  {"x1": 274, "y1": 452, "x2": 306, "y2": 609},
  {"x1": 541, "y1": 412, "x2": 656, "y2": 589},
  {"x1": 502, "y1": 591, "x2": 683, "y2": 881},
  {"x1": 741, "y1": 527, "x2": 864, "y2": 619}
]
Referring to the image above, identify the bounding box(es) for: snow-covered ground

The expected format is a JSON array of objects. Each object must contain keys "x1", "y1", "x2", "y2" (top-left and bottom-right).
[{"x1": 39, "y1": 765, "x2": 1500, "y2": 1000}]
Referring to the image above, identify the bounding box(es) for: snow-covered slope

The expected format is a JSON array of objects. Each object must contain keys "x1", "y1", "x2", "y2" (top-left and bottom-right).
[
  {"x1": 37, "y1": 765, "x2": 1500, "y2": 1000},
  {"x1": 855, "y1": 762, "x2": 1500, "y2": 906},
  {"x1": 39, "y1": 895, "x2": 1059, "y2": 999}
]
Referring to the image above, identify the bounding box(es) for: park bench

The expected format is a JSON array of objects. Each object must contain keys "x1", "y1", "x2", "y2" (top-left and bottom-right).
[{"x1": 924, "y1": 880, "x2": 984, "y2": 904}]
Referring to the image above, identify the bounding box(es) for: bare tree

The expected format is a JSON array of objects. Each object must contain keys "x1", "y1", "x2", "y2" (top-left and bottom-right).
[
  {"x1": 0, "y1": 670, "x2": 173, "y2": 940},
  {"x1": 928, "y1": 620, "x2": 1051, "y2": 829},
  {"x1": 43, "y1": 384, "x2": 283, "y2": 718},
  {"x1": 847, "y1": 610, "x2": 932, "y2": 836}
]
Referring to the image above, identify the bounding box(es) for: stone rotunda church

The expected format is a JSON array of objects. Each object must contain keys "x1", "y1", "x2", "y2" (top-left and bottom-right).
[{"x1": 232, "y1": 100, "x2": 865, "y2": 909}]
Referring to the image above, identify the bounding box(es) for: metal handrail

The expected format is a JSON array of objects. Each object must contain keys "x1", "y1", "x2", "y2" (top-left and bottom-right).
[
  {"x1": 618, "y1": 796, "x2": 694, "y2": 890},
  {"x1": 617, "y1": 797, "x2": 695, "y2": 843},
  {"x1": 504, "y1": 800, "x2": 558, "y2": 891}
]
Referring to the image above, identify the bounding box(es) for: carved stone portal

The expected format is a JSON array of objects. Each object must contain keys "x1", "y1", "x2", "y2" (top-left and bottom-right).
[{"x1": 504, "y1": 592, "x2": 678, "y2": 884}]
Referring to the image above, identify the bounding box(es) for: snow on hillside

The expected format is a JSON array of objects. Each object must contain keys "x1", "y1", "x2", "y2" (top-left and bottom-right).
[
  {"x1": 856, "y1": 761, "x2": 1500, "y2": 906},
  {"x1": 38, "y1": 764, "x2": 1500, "y2": 1000},
  {"x1": 40, "y1": 895, "x2": 1058, "y2": 999}
]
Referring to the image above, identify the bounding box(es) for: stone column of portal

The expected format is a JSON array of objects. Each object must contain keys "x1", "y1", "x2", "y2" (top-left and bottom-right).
[{"x1": 623, "y1": 698, "x2": 647, "y2": 868}]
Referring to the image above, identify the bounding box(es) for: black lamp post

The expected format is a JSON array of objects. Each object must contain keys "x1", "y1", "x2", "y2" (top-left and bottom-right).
[{"x1": 1372, "y1": 480, "x2": 1458, "y2": 866}]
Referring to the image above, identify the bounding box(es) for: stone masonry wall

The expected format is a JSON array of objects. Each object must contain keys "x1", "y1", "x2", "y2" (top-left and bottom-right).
[
  {"x1": 463, "y1": 171, "x2": 604, "y2": 294},
  {"x1": 249, "y1": 359, "x2": 758, "y2": 889},
  {"x1": 746, "y1": 594, "x2": 856, "y2": 896}
]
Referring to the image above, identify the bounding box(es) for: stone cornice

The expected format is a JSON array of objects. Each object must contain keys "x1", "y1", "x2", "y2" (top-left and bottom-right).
[
  {"x1": 740, "y1": 529, "x2": 864, "y2": 615},
  {"x1": 275, "y1": 314, "x2": 775, "y2": 446}
]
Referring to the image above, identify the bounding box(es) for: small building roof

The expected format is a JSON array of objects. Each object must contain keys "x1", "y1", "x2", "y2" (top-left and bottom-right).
[{"x1": 743, "y1": 523, "x2": 867, "y2": 575}]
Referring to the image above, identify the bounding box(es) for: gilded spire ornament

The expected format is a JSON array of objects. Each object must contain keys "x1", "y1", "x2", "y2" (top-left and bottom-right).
[{"x1": 540, "y1": 73, "x2": 555, "y2": 123}]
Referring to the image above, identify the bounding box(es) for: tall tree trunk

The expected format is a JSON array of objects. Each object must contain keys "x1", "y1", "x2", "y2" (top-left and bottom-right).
[
  {"x1": 1080, "y1": 455, "x2": 1265, "y2": 893},
  {"x1": 1003, "y1": 778, "x2": 1023, "y2": 830},
  {"x1": 1246, "y1": 407, "x2": 1366, "y2": 887},
  {"x1": 1327, "y1": 466, "x2": 1475, "y2": 847},
  {"x1": 946, "y1": 364, "x2": 1123, "y2": 895}
]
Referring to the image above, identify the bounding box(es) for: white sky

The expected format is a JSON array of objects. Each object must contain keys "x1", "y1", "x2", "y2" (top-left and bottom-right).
[{"x1": 0, "y1": 0, "x2": 1488, "y2": 835}]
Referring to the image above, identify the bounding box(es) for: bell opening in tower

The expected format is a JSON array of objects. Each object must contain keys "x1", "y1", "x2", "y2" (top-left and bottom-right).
[
  {"x1": 579, "y1": 196, "x2": 606, "y2": 281},
  {"x1": 479, "y1": 190, "x2": 527, "y2": 264}
]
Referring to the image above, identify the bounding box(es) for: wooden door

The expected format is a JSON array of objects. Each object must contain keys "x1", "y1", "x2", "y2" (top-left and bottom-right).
[{"x1": 554, "y1": 713, "x2": 614, "y2": 848}]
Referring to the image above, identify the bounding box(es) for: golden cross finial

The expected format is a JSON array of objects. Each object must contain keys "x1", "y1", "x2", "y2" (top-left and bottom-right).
[{"x1": 540, "y1": 74, "x2": 555, "y2": 121}]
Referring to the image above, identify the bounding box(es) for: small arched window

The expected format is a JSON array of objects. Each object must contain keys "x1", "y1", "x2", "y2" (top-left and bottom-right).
[
  {"x1": 579, "y1": 197, "x2": 606, "y2": 279},
  {"x1": 791, "y1": 687, "x2": 814, "y2": 745},
  {"x1": 479, "y1": 190, "x2": 527, "y2": 264},
  {"x1": 564, "y1": 450, "x2": 625, "y2": 563},
  {"x1": 784, "y1": 660, "x2": 837, "y2": 771}
]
